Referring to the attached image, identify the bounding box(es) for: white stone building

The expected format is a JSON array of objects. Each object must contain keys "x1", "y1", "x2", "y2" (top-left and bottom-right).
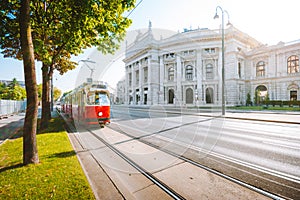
[
  {"x1": 121, "y1": 25, "x2": 300, "y2": 106},
  {"x1": 116, "y1": 78, "x2": 126, "y2": 104}
]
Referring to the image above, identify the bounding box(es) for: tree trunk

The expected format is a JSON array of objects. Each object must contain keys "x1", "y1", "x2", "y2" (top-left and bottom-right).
[
  {"x1": 19, "y1": 0, "x2": 39, "y2": 164},
  {"x1": 40, "y1": 63, "x2": 51, "y2": 130}
]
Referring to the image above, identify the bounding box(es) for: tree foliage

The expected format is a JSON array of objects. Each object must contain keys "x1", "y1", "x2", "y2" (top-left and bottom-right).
[
  {"x1": 254, "y1": 89, "x2": 260, "y2": 105},
  {"x1": 37, "y1": 83, "x2": 42, "y2": 100},
  {"x1": 0, "y1": 78, "x2": 26, "y2": 100},
  {"x1": 1, "y1": 0, "x2": 136, "y2": 129},
  {"x1": 1, "y1": 0, "x2": 135, "y2": 68},
  {"x1": 53, "y1": 87, "x2": 61, "y2": 101},
  {"x1": 246, "y1": 92, "x2": 252, "y2": 106}
]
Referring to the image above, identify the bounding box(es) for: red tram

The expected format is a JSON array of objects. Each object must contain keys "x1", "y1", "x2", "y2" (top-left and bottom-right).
[{"x1": 61, "y1": 81, "x2": 110, "y2": 128}]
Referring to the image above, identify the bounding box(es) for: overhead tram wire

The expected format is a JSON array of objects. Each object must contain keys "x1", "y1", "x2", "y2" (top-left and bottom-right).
[{"x1": 126, "y1": 0, "x2": 144, "y2": 18}]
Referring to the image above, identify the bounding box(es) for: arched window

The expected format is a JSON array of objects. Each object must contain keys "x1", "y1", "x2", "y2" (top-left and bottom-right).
[
  {"x1": 287, "y1": 55, "x2": 299, "y2": 74},
  {"x1": 256, "y1": 61, "x2": 265, "y2": 77},
  {"x1": 206, "y1": 64, "x2": 213, "y2": 79},
  {"x1": 185, "y1": 65, "x2": 193, "y2": 80},
  {"x1": 168, "y1": 67, "x2": 174, "y2": 81}
]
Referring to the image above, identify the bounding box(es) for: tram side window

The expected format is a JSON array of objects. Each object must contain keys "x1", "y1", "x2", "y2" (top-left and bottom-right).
[{"x1": 87, "y1": 93, "x2": 95, "y2": 105}]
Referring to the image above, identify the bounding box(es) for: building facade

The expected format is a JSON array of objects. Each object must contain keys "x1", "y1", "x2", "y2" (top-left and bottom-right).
[
  {"x1": 0, "y1": 80, "x2": 25, "y2": 88},
  {"x1": 121, "y1": 25, "x2": 300, "y2": 106},
  {"x1": 116, "y1": 78, "x2": 126, "y2": 104}
]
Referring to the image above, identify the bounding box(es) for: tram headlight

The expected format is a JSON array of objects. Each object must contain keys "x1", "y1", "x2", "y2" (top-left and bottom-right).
[{"x1": 98, "y1": 112, "x2": 103, "y2": 117}]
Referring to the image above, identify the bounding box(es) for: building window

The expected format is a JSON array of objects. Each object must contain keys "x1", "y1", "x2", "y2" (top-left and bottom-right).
[
  {"x1": 183, "y1": 50, "x2": 195, "y2": 56},
  {"x1": 136, "y1": 70, "x2": 139, "y2": 85},
  {"x1": 185, "y1": 65, "x2": 193, "y2": 80},
  {"x1": 129, "y1": 73, "x2": 132, "y2": 86},
  {"x1": 287, "y1": 55, "x2": 299, "y2": 74},
  {"x1": 144, "y1": 67, "x2": 148, "y2": 83},
  {"x1": 206, "y1": 64, "x2": 213, "y2": 79},
  {"x1": 165, "y1": 53, "x2": 175, "y2": 59},
  {"x1": 168, "y1": 67, "x2": 174, "y2": 81},
  {"x1": 204, "y1": 48, "x2": 216, "y2": 54},
  {"x1": 290, "y1": 91, "x2": 297, "y2": 101},
  {"x1": 238, "y1": 62, "x2": 241, "y2": 78},
  {"x1": 256, "y1": 61, "x2": 265, "y2": 77}
]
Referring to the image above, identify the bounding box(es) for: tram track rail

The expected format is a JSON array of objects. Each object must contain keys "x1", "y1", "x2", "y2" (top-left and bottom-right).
[
  {"x1": 58, "y1": 109, "x2": 185, "y2": 199},
  {"x1": 59, "y1": 107, "x2": 298, "y2": 199},
  {"x1": 87, "y1": 129, "x2": 185, "y2": 200},
  {"x1": 106, "y1": 122, "x2": 287, "y2": 200}
]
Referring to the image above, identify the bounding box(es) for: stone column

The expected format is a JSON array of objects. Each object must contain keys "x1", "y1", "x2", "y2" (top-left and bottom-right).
[
  {"x1": 138, "y1": 60, "x2": 142, "y2": 105},
  {"x1": 196, "y1": 49, "x2": 202, "y2": 105},
  {"x1": 125, "y1": 66, "x2": 129, "y2": 105},
  {"x1": 132, "y1": 64, "x2": 136, "y2": 104},
  {"x1": 176, "y1": 54, "x2": 182, "y2": 105},
  {"x1": 159, "y1": 56, "x2": 164, "y2": 104}
]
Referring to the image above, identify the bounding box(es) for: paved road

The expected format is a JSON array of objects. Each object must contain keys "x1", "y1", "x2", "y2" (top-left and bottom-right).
[
  {"x1": 0, "y1": 113, "x2": 25, "y2": 144},
  {"x1": 70, "y1": 121, "x2": 271, "y2": 200},
  {"x1": 108, "y1": 105, "x2": 300, "y2": 199}
]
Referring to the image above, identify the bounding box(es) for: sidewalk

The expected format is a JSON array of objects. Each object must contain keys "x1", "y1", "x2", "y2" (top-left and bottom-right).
[
  {"x1": 0, "y1": 110, "x2": 58, "y2": 145},
  {"x1": 0, "y1": 113, "x2": 25, "y2": 145}
]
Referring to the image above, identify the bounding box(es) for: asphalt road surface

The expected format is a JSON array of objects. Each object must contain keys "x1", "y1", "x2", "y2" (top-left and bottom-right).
[{"x1": 107, "y1": 105, "x2": 300, "y2": 199}]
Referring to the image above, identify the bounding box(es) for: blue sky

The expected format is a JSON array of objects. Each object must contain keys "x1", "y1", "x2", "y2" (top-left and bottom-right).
[{"x1": 1, "y1": 0, "x2": 299, "y2": 92}]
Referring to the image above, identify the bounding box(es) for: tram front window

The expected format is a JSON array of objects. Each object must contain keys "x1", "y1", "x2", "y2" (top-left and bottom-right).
[{"x1": 95, "y1": 93, "x2": 110, "y2": 106}]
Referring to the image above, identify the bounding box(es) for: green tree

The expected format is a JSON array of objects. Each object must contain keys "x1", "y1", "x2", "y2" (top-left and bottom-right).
[
  {"x1": 8, "y1": 78, "x2": 19, "y2": 88},
  {"x1": 1, "y1": 0, "x2": 135, "y2": 129},
  {"x1": 0, "y1": 85, "x2": 26, "y2": 100},
  {"x1": 254, "y1": 89, "x2": 260, "y2": 106},
  {"x1": 1, "y1": 0, "x2": 39, "y2": 165},
  {"x1": 53, "y1": 87, "x2": 62, "y2": 102},
  {"x1": 20, "y1": 0, "x2": 39, "y2": 165},
  {"x1": 246, "y1": 92, "x2": 252, "y2": 106},
  {"x1": 0, "y1": 78, "x2": 26, "y2": 100},
  {"x1": 0, "y1": 82, "x2": 5, "y2": 90},
  {"x1": 37, "y1": 84, "x2": 42, "y2": 101},
  {"x1": 264, "y1": 92, "x2": 270, "y2": 105}
]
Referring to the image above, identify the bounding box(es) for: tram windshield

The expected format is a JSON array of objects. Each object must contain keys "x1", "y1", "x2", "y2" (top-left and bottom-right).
[{"x1": 88, "y1": 92, "x2": 110, "y2": 106}]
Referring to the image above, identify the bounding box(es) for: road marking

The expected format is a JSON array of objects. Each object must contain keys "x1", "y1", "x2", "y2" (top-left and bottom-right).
[{"x1": 262, "y1": 140, "x2": 300, "y2": 150}]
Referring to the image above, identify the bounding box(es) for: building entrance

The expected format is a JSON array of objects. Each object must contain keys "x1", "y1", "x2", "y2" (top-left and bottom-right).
[
  {"x1": 186, "y1": 88, "x2": 193, "y2": 104},
  {"x1": 206, "y1": 87, "x2": 214, "y2": 103},
  {"x1": 168, "y1": 89, "x2": 174, "y2": 104}
]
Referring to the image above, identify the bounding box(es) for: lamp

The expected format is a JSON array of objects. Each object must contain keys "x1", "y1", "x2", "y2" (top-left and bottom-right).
[{"x1": 214, "y1": 6, "x2": 231, "y2": 116}]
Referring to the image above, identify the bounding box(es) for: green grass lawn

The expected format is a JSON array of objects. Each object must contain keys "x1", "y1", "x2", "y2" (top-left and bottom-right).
[{"x1": 0, "y1": 117, "x2": 95, "y2": 199}]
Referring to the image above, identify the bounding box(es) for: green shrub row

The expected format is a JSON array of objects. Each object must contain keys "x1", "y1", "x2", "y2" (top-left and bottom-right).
[{"x1": 266, "y1": 100, "x2": 300, "y2": 107}]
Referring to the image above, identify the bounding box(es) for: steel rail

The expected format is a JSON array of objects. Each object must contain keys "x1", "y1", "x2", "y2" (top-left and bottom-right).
[
  {"x1": 59, "y1": 107, "x2": 289, "y2": 199},
  {"x1": 87, "y1": 129, "x2": 186, "y2": 200},
  {"x1": 107, "y1": 124, "x2": 287, "y2": 200}
]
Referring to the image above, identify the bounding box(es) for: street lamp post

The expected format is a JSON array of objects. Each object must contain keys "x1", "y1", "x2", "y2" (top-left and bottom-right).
[{"x1": 214, "y1": 6, "x2": 230, "y2": 116}]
